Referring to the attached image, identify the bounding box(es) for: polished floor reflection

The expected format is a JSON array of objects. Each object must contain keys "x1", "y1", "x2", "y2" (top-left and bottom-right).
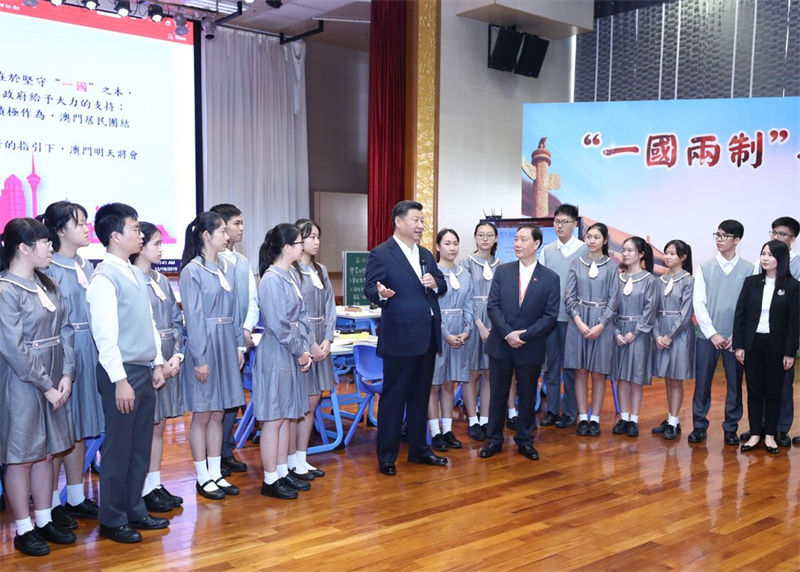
[{"x1": 2, "y1": 370, "x2": 799, "y2": 570}]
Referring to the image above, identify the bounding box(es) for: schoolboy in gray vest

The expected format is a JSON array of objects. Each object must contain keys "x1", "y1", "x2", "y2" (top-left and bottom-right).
[
  {"x1": 211, "y1": 204, "x2": 259, "y2": 475},
  {"x1": 537, "y1": 204, "x2": 588, "y2": 428},
  {"x1": 86, "y1": 203, "x2": 168, "y2": 543},
  {"x1": 688, "y1": 220, "x2": 754, "y2": 446}
]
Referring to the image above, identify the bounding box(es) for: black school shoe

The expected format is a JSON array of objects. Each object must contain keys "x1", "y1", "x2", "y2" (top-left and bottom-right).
[
  {"x1": 14, "y1": 530, "x2": 50, "y2": 556},
  {"x1": 51, "y1": 505, "x2": 78, "y2": 530},
  {"x1": 144, "y1": 488, "x2": 175, "y2": 513},
  {"x1": 35, "y1": 522, "x2": 77, "y2": 544},
  {"x1": 65, "y1": 498, "x2": 99, "y2": 519}
]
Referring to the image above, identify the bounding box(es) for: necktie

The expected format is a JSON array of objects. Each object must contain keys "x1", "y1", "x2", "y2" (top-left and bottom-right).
[
  {"x1": 149, "y1": 278, "x2": 167, "y2": 301},
  {"x1": 663, "y1": 276, "x2": 674, "y2": 296},
  {"x1": 310, "y1": 268, "x2": 324, "y2": 289},
  {"x1": 482, "y1": 261, "x2": 493, "y2": 280},
  {"x1": 217, "y1": 269, "x2": 232, "y2": 292},
  {"x1": 588, "y1": 260, "x2": 599, "y2": 279},
  {"x1": 37, "y1": 285, "x2": 56, "y2": 312},
  {"x1": 449, "y1": 271, "x2": 460, "y2": 290},
  {"x1": 74, "y1": 261, "x2": 89, "y2": 288},
  {"x1": 623, "y1": 276, "x2": 633, "y2": 296}
]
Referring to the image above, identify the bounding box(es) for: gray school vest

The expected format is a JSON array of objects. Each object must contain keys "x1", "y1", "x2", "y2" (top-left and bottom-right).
[
  {"x1": 698, "y1": 257, "x2": 754, "y2": 339},
  {"x1": 540, "y1": 240, "x2": 588, "y2": 321},
  {"x1": 233, "y1": 251, "x2": 251, "y2": 329},
  {"x1": 91, "y1": 261, "x2": 157, "y2": 365},
  {"x1": 790, "y1": 254, "x2": 800, "y2": 280}
]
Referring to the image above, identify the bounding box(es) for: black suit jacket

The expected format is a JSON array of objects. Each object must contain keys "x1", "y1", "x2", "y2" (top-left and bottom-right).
[
  {"x1": 485, "y1": 261, "x2": 560, "y2": 365},
  {"x1": 733, "y1": 274, "x2": 800, "y2": 357},
  {"x1": 364, "y1": 237, "x2": 447, "y2": 357}
]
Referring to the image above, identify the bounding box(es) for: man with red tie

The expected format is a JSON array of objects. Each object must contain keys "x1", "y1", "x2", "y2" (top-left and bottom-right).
[{"x1": 479, "y1": 224, "x2": 560, "y2": 461}]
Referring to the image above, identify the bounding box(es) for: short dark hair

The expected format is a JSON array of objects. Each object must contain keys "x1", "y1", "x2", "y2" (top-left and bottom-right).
[
  {"x1": 37, "y1": 201, "x2": 88, "y2": 252},
  {"x1": 209, "y1": 203, "x2": 242, "y2": 223},
  {"x1": 772, "y1": 216, "x2": 799, "y2": 238},
  {"x1": 718, "y1": 219, "x2": 744, "y2": 239},
  {"x1": 474, "y1": 221, "x2": 498, "y2": 256},
  {"x1": 517, "y1": 224, "x2": 543, "y2": 244},
  {"x1": 94, "y1": 203, "x2": 138, "y2": 247},
  {"x1": 554, "y1": 204, "x2": 578, "y2": 220},
  {"x1": 391, "y1": 200, "x2": 423, "y2": 228}
]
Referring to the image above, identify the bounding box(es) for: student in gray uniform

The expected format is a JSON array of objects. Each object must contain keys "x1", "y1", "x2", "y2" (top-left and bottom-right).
[
  {"x1": 612, "y1": 236, "x2": 658, "y2": 438},
  {"x1": 688, "y1": 220, "x2": 754, "y2": 446},
  {"x1": 651, "y1": 239, "x2": 695, "y2": 441},
  {"x1": 130, "y1": 222, "x2": 185, "y2": 512},
  {"x1": 179, "y1": 212, "x2": 245, "y2": 501},
  {"x1": 254, "y1": 224, "x2": 313, "y2": 500},
  {"x1": 290, "y1": 219, "x2": 334, "y2": 480},
  {"x1": 564, "y1": 222, "x2": 619, "y2": 437},
  {"x1": 86, "y1": 203, "x2": 168, "y2": 543},
  {"x1": 428, "y1": 229, "x2": 473, "y2": 451},
  {"x1": 39, "y1": 201, "x2": 101, "y2": 527},
  {"x1": 537, "y1": 204, "x2": 587, "y2": 429},
  {"x1": 462, "y1": 222, "x2": 501, "y2": 440},
  {"x1": 0, "y1": 218, "x2": 77, "y2": 556},
  {"x1": 210, "y1": 203, "x2": 258, "y2": 476}
]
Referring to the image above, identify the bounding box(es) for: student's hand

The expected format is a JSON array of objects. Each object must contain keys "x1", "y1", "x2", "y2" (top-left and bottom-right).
[
  {"x1": 115, "y1": 379, "x2": 135, "y2": 414},
  {"x1": 575, "y1": 317, "x2": 590, "y2": 337},
  {"x1": 166, "y1": 355, "x2": 182, "y2": 378},
  {"x1": 660, "y1": 335, "x2": 672, "y2": 349},
  {"x1": 57, "y1": 375, "x2": 73, "y2": 401},
  {"x1": 735, "y1": 349, "x2": 745, "y2": 365},
  {"x1": 445, "y1": 334, "x2": 461, "y2": 348},
  {"x1": 152, "y1": 366, "x2": 166, "y2": 390},
  {"x1": 506, "y1": 330, "x2": 526, "y2": 349},
  {"x1": 477, "y1": 322, "x2": 490, "y2": 343},
  {"x1": 243, "y1": 329, "x2": 254, "y2": 350},
  {"x1": 615, "y1": 333, "x2": 627, "y2": 346},
  {"x1": 586, "y1": 323, "x2": 605, "y2": 340},
  {"x1": 194, "y1": 364, "x2": 210, "y2": 383},
  {"x1": 44, "y1": 387, "x2": 66, "y2": 410},
  {"x1": 784, "y1": 356, "x2": 795, "y2": 370},
  {"x1": 319, "y1": 339, "x2": 332, "y2": 360},
  {"x1": 310, "y1": 342, "x2": 326, "y2": 362},
  {"x1": 376, "y1": 281, "x2": 396, "y2": 299},
  {"x1": 710, "y1": 333, "x2": 727, "y2": 350},
  {"x1": 623, "y1": 332, "x2": 636, "y2": 344},
  {"x1": 298, "y1": 351, "x2": 313, "y2": 373},
  {"x1": 237, "y1": 349, "x2": 245, "y2": 371}
]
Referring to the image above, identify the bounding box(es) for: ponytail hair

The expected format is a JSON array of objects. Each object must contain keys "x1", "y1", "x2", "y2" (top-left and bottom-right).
[
  {"x1": 293, "y1": 218, "x2": 326, "y2": 286},
  {"x1": 585, "y1": 222, "x2": 609, "y2": 256},
  {"x1": 0, "y1": 218, "x2": 57, "y2": 291},
  {"x1": 436, "y1": 228, "x2": 460, "y2": 262},
  {"x1": 180, "y1": 212, "x2": 224, "y2": 270},
  {"x1": 259, "y1": 223, "x2": 300, "y2": 277},
  {"x1": 664, "y1": 239, "x2": 693, "y2": 274},
  {"x1": 624, "y1": 236, "x2": 654, "y2": 273},
  {"x1": 129, "y1": 222, "x2": 160, "y2": 265},
  {"x1": 38, "y1": 201, "x2": 88, "y2": 252}
]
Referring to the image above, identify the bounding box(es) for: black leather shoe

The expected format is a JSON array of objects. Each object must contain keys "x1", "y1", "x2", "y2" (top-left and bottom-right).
[
  {"x1": 540, "y1": 411, "x2": 558, "y2": 426},
  {"x1": 221, "y1": 455, "x2": 248, "y2": 473},
  {"x1": 724, "y1": 431, "x2": 739, "y2": 446},
  {"x1": 283, "y1": 472, "x2": 311, "y2": 491},
  {"x1": 793, "y1": 435, "x2": 800, "y2": 446},
  {"x1": 290, "y1": 469, "x2": 315, "y2": 481},
  {"x1": 740, "y1": 441, "x2": 758, "y2": 452},
  {"x1": 378, "y1": 462, "x2": 397, "y2": 476},
  {"x1": 214, "y1": 477, "x2": 240, "y2": 496},
  {"x1": 144, "y1": 489, "x2": 175, "y2": 513},
  {"x1": 221, "y1": 465, "x2": 232, "y2": 478},
  {"x1": 51, "y1": 504, "x2": 78, "y2": 530},
  {"x1": 576, "y1": 420, "x2": 589, "y2": 436},
  {"x1": 14, "y1": 530, "x2": 50, "y2": 556},
  {"x1": 555, "y1": 415, "x2": 576, "y2": 429},
  {"x1": 479, "y1": 442, "x2": 502, "y2": 458},
  {"x1": 506, "y1": 416, "x2": 519, "y2": 431},
  {"x1": 626, "y1": 422, "x2": 639, "y2": 437},
  {"x1": 157, "y1": 485, "x2": 183, "y2": 507},
  {"x1": 307, "y1": 467, "x2": 326, "y2": 478},
  {"x1": 196, "y1": 480, "x2": 225, "y2": 500},
  {"x1": 467, "y1": 424, "x2": 486, "y2": 441},
  {"x1": 518, "y1": 444, "x2": 539, "y2": 461},
  {"x1": 99, "y1": 524, "x2": 142, "y2": 543},
  {"x1": 35, "y1": 522, "x2": 76, "y2": 544},
  {"x1": 431, "y1": 434, "x2": 449, "y2": 452},
  {"x1": 588, "y1": 421, "x2": 602, "y2": 436},
  {"x1": 442, "y1": 431, "x2": 462, "y2": 448},
  {"x1": 765, "y1": 441, "x2": 780, "y2": 454},
  {"x1": 687, "y1": 429, "x2": 707, "y2": 443},
  {"x1": 663, "y1": 424, "x2": 677, "y2": 440},
  {"x1": 129, "y1": 515, "x2": 169, "y2": 530},
  {"x1": 776, "y1": 431, "x2": 791, "y2": 448},
  {"x1": 409, "y1": 453, "x2": 448, "y2": 466},
  {"x1": 65, "y1": 498, "x2": 99, "y2": 519},
  {"x1": 612, "y1": 419, "x2": 628, "y2": 434},
  {"x1": 261, "y1": 480, "x2": 298, "y2": 499},
  {"x1": 652, "y1": 420, "x2": 669, "y2": 434}
]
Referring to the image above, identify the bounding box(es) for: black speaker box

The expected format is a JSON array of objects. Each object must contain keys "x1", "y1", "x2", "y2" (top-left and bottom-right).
[
  {"x1": 488, "y1": 27, "x2": 523, "y2": 72},
  {"x1": 515, "y1": 34, "x2": 549, "y2": 77}
]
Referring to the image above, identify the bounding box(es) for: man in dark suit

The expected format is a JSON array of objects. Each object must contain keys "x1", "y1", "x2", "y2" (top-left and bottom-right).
[
  {"x1": 479, "y1": 224, "x2": 560, "y2": 461},
  {"x1": 365, "y1": 200, "x2": 448, "y2": 476}
]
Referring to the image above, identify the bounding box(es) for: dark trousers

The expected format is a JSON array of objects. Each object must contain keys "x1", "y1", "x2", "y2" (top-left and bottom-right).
[
  {"x1": 96, "y1": 363, "x2": 155, "y2": 527},
  {"x1": 221, "y1": 407, "x2": 238, "y2": 458},
  {"x1": 377, "y1": 333, "x2": 436, "y2": 464},
  {"x1": 543, "y1": 321, "x2": 576, "y2": 418},
  {"x1": 487, "y1": 357, "x2": 542, "y2": 447},
  {"x1": 745, "y1": 334, "x2": 786, "y2": 436},
  {"x1": 777, "y1": 367, "x2": 795, "y2": 433},
  {"x1": 692, "y1": 337, "x2": 743, "y2": 432}
]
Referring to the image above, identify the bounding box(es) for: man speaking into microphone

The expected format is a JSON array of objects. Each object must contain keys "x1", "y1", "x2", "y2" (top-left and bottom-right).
[{"x1": 365, "y1": 200, "x2": 447, "y2": 476}]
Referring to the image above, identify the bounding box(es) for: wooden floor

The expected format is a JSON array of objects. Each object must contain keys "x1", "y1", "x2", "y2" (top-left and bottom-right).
[{"x1": 3, "y1": 369, "x2": 800, "y2": 571}]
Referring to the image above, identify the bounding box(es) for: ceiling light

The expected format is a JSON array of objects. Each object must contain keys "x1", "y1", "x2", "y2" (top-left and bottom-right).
[
  {"x1": 114, "y1": 0, "x2": 130, "y2": 17},
  {"x1": 174, "y1": 12, "x2": 188, "y2": 36},
  {"x1": 148, "y1": 4, "x2": 164, "y2": 22},
  {"x1": 81, "y1": 0, "x2": 98, "y2": 10},
  {"x1": 243, "y1": 0, "x2": 255, "y2": 4},
  {"x1": 202, "y1": 16, "x2": 216, "y2": 40}
]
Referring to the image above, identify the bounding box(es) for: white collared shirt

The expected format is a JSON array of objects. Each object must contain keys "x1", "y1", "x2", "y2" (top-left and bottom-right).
[
  {"x1": 219, "y1": 247, "x2": 259, "y2": 332},
  {"x1": 393, "y1": 234, "x2": 422, "y2": 278},
  {"x1": 756, "y1": 277, "x2": 775, "y2": 334},
  {"x1": 519, "y1": 259, "x2": 537, "y2": 299}
]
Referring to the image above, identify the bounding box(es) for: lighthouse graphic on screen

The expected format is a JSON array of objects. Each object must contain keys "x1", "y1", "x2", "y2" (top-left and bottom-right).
[{"x1": 0, "y1": 155, "x2": 176, "y2": 243}]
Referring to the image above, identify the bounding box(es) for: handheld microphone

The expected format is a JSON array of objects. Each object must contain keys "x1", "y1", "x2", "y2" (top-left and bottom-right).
[{"x1": 420, "y1": 255, "x2": 428, "y2": 289}]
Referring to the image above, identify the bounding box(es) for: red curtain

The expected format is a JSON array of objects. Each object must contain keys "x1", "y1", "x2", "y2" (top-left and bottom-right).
[{"x1": 367, "y1": 0, "x2": 406, "y2": 249}]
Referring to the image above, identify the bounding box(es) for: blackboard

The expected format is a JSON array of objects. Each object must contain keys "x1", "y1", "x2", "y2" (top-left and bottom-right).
[{"x1": 342, "y1": 251, "x2": 369, "y2": 305}]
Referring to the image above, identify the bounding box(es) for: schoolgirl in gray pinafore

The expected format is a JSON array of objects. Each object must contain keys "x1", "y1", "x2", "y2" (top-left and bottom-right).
[
  {"x1": 0, "y1": 272, "x2": 75, "y2": 463},
  {"x1": 140, "y1": 268, "x2": 185, "y2": 421},
  {"x1": 433, "y1": 264, "x2": 474, "y2": 385},
  {"x1": 296, "y1": 261, "x2": 336, "y2": 394},
  {"x1": 252, "y1": 266, "x2": 312, "y2": 421},
  {"x1": 462, "y1": 254, "x2": 501, "y2": 371},
  {"x1": 45, "y1": 252, "x2": 103, "y2": 439},
  {"x1": 179, "y1": 257, "x2": 245, "y2": 412},
  {"x1": 563, "y1": 256, "x2": 620, "y2": 374},
  {"x1": 613, "y1": 270, "x2": 658, "y2": 385},
  {"x1": 652, "y1": 271, "x2": 695, "y2": 381}
]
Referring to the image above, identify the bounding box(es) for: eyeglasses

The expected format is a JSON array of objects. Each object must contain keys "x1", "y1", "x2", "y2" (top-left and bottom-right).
[
  {"x1": 291, "y1": 241, "x2": 304, "y2": 246},
  {"x1": 712, "y1": 232, "x2": 735, "y2": 240},
  {"x1": 476, "y1": 233, "x2": 496, "y2": 240},
  {"x1": 36, "y1": 239, "x2": 53, "y2": 248},
  {"x1": 770, "y1": 230, "x2": 795, "y2": 239},
  {"x1": 553, "y1": 218, "x2": 576, "y2": 226}
]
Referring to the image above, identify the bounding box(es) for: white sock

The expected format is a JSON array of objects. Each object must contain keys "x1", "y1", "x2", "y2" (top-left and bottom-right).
[
  {"x1": 630, "y1": 415, "x2": 639, "y2": 423},
  {"x1": 291, "y1": 452, "x2": 308, "y2": 474},
  {"x1": 194, "y1": 459, "x2": 217, "y2": 489},
  {"x1": 16, "y1": 517, "x2": 34, "y2": 535},
  {"x1": 66, "y1": 483, "x2": 85, "y2": 506},
  {"x1": 442, "y1": 418, "x2": 453, "y2": 433},
  {"x1": 151, "y1": 471, "x2": 162, "y2": 488},
  {"x1": 579, "y1": 414, "x2": 589, "y2": 422},
  {"x1": 668, "y1": 415, "x2": 679, "y2": 427},
  {"x1": 621, "y1": 412, "x2": 630, "y2": 422},
  {"x1": 34, "y1": 508, "x2": 52, "y2": 528},
  {"x1": 468, "y1": 416, "x2": 479, "y2": 426},
  {"x1": 479, "y1": 416, "x2": 489, "y2": 425},
  {"x1": 298, "y1": 450, "x2": 317, "y2": 471},
  {"x1": 287, "y1": 453, "x2": 298, "y2": 471},
  {"x1": 51, "y1": 490, "x2": 61, "y2": 509},
  {"x1": 264, "y1": 471, "x2": 278, "y2": 485},
  {"x1": 277, "y1": 464, "x2": 289, "y2": 478},
  {"x1": 142, "y1": 471, "x2": 158, "y2": 496},
  {"x1": 590, "y1": 415, "x2": 600, "y2": 423},
  {"x1": 508, "y1": 408, "x2": 518, "y2": 418},
  {"x1": 207, "y1": 456, "x2": 222, "y2": 480},
  {"x1": 428, "y1": 419, "x2": 441, "y2": 437}
]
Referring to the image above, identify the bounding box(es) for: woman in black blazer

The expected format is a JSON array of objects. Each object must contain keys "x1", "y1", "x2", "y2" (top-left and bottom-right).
[{"x1": 734, "y1": 240, "x2": 799, "y2": 454}]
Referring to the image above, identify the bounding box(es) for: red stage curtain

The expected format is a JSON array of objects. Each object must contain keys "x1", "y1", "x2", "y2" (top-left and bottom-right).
[{"x1": 367, "y1": 0, "x2": 406, "y2": 249}]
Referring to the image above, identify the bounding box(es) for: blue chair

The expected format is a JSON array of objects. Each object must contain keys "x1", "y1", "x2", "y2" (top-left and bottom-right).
[
  {"x1": 343, "y1": 344, "x2": 383, "y2": 446},
  {"x1": 59, "y1": 433, "x2": 104, "y2": 504},
  {"x1": 234, "y1": 348, "x2": 258, "y2": 449}
]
